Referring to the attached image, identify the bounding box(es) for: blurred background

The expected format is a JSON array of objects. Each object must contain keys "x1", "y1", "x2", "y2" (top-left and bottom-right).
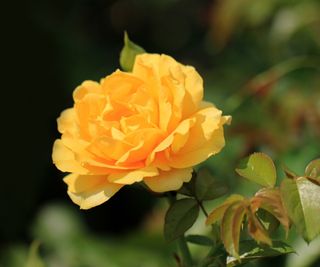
[{"x1": 1, "y1": 0, "x2": 320, "y2": 266}]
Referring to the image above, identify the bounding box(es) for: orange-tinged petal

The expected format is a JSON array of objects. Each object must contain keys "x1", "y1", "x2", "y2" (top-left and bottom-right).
[
  {"x1": 144, "y1": 168, "x2": 193, "y2": 192},
  {"x1": 64, "y1": 173, "x2": 123, "y2": 209},
  {"x1": 118, "y1": 129, "x2": 164, "y2": 164},
  {"x1": 147, "y1": 117, "x2": 196, "y2": 165},
  {"x1": 87, "y1": 136, "x2": 133, "y2": 161}
]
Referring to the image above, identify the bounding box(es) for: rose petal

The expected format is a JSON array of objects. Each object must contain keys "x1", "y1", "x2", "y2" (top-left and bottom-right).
[
  {"x1": 64, "y1": 173, "x2": 123, "y2": 209},
  {"x1": 52, "y1": 140, "x2": 87, "y2": 174},
  {"x1": 146, "y1": 117, "x2": 196, "y2": 165},
  {"x1": 73, "y1": 81, "x2": 103, "y2": 102},
  {"x1": 169, "y1": 116, "x2": 229, "y2": 168},
  {"x1": 144, "y1": 168, "x2": 193, "y2": 192},
  {"x1": 57, "y1": 108, "x2": 77, "y2": 134},
  {"x1": 108, "y1": 166, "x2": 159, "y2": 184}
]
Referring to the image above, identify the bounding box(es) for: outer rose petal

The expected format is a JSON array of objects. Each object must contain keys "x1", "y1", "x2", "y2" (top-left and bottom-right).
[
  {"x1": 169, "y1": 126, "x2": 225, "y2": 168},
  {"x1": 143, "y1": 168, "x2": 193, "y2": 192},
  {"x1": 169, "y1": 115, "x2": 231, "y2": 168},
  {"x1": 57, "y1": 108, "x2": 77, "y2": 134},
  {"x1": 64, "y1": 173, "x2": 123, "y2": 209},
  {"x1": 108, "y1": 166, "x2": 159, "y2": 184},
  {"x1": 167, "y1": 102, "x2": 230, "y2": 166},
  {"x1": 52, "y1": 140, "x2": 88, "y2": 174}
]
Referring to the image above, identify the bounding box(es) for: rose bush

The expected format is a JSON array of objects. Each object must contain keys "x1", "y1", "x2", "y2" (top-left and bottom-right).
[{"x1": 52, "y1": 53, "x2": 230, "y2": 209}]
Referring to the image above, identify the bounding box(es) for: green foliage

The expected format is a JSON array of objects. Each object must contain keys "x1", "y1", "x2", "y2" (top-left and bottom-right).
[
  {"x1": 206, "y1": 195, "x2": 245, "y2": 225},
  {"x1": 185, "y1": 235, "x2": 214, "y2": 247},
  {"x1": 281, "y1": 177, "x2": 320, "y2": 242},
  {"x1": 119, "y1": 32, "x2": 146, "y2": 72},
  {"x1": 251, "y1": 188, "x2": 290, "y2": 233},
  {"x1": 226, "y1": 240, "x2": 294, "y2": 267},
  {"x1": 178, "y1": 172, "x2": 197, "y2": 197},
  {"x1": 207, "y1": 155, "x2": 320, "y2": 264},
  {"x1": 195, "y1": 169, "x2": 228, "y2": 201},
  {"x1": 236, "y1": 153, "x2": 276, "y2": 187},
  {"x1": 178, "y1": 169, "x2": 228, "y2": 205},
  {"x1": 305, "y1": 159, "x2": 320, "y2": 184},
  {"x1": 164, "y1": 198, "x2": 199, "y2": 242}
]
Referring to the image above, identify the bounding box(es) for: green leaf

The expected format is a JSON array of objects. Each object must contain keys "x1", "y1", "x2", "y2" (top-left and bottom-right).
[
  {"x1": 221, "y1": 201, "x2": 247, "y2": 259},
  {"x1": 119, "y1": 32, "x2": 145, "y2": 72},
  {"x1": 236, "y1": 152, "x2": 276, "y2": 187},
  {"x1": 226, "y1": 240, "x2": 295, "y2": 267},
  {"x1": 280, "y1": 177, "x2": 320, "y2": 242},
  {"x1": 164, "y1": 198, "x2": 199, "y2": 242},
  {"x1": 206, "y1": 194, "x2": 245, "y2": 225},
  {"x1": 195, "y1": 169, "x2": 228, "y2": 201},
  {"x1": 185, "y1": 234, "x2": 214, "y2": 246},
  {"x1": 178, "y1": 171, "x2": 197, "y2": 197},
  {"x1": 305, "y1": 159, "x2": 320, "y2": 184}
]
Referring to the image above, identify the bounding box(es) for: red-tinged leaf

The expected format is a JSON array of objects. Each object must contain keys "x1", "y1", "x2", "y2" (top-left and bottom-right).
[
  {"x1": 251, "y1": 188, "x2": 290, "y2": 233},
  {"x1": 232, "y1": 202, "x2": 248, "y2": 258},
  {"x1": 221, "y1": 201, "x2": 247, "y2": 259},
  {"x1": 206, "y1": 194, "x2": 245, "y2": 225},
  {"x1": 247, "y1": 208, "x2": 272, "y2": 246},
  {"x1": 282, "y1": 165, "x2": 297, "y2": 179}
]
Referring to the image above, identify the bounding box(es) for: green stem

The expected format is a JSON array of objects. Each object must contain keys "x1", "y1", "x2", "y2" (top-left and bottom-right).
[
  {"x1": 166, "y1": 193, "x2": 194, "y2": 267},
  {"x1": 177, "y1": 235, "x2": 193, "y2": 267},
  {"x1": 195, "y1": 197, "x2": 209, "y2": 218}
]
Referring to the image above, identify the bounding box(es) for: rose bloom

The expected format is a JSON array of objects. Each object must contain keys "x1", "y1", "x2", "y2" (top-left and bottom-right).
[{"x1": 52, "y1": 53, "x2": 231, "y2": 209}]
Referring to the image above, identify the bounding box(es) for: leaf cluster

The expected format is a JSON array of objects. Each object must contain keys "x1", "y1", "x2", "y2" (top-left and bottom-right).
[
  {"x1": 164, "y1": 169, "x2": 228, "y2": 243},
  {"x1": 205, "y1": 152, "x2": 320, "y2": 265}
]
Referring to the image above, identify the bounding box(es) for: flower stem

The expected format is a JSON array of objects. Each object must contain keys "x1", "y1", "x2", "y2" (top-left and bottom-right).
[
  {"x1": 195, "y1": 197, "x2": 209, "y2": 218},
  {"x1": 177, "y1": 236, "x2": 193, "y2": 267}
]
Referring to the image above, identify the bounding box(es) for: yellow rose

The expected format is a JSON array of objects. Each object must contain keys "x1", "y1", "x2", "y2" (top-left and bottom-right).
[{"x1": 52, "y1": 53, "x2": 231, "y2": 209}]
